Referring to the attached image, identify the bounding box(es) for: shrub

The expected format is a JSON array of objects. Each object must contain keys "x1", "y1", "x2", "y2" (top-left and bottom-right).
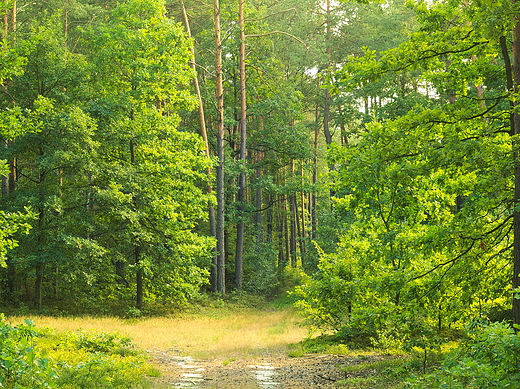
[
  {"x1": 0, "y1": 315, "x2": 56, "y2": 388},
  {"x1": 0, "y1": 315, "x2": 155, "y2": 388},
  {"x1": 405, "y1": 321, "x2": 520, "y2": 388}
]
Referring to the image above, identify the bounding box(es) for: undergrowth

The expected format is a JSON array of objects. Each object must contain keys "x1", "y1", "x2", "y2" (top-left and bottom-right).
[
  {"x1": 289, "y1": 321, "x2": 520, "y2": 389},
  {"x1": 0, "y1": 314, "x2": 158, "y2": 388}
]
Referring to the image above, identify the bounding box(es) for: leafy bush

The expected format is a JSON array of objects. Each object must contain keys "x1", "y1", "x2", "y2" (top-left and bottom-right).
[
  {"x1": 406, "y1": 322, "x2": 520, "y2": 388},
  {"x1": 0, "y1": 315, "x2": 155, "y2": 388},
  {"x1": 0, "y1": 314, "x2": 56, "y2": 388}
]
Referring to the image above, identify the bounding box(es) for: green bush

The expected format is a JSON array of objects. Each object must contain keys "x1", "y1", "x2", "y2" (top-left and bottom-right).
[
  {"x1": 0, "y1": 315, "x2": 155, "y2": 388},
  {"x1": 0, "y1": 315, "x2": 56, "y2": 388},
  {"x1": 406, "y1": 321, "x2": 520, "y2": 388}
]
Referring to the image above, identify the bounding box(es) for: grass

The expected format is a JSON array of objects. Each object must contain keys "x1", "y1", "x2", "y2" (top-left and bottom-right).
[{"x1": 6, "y1": 304, "x2": 309, "y2": 360}]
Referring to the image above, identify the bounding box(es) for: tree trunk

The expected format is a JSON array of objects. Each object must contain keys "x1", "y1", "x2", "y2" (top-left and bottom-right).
[
  {"x1": 135, "y1": 246, "x2": 143, "y2": 310},
  {"x1": 311, "y1": 104, "x2": 320, "y2": 240},
  {"x1": 214, "y1": 0, "x2": 226, "y2": 296},
  {"x1": 289, "y1": 162, "x2": 297, "y2": 267},
  {"x1": 130, "y1": 138, "x2": 144, "y2": 309},
  {"x1": 9, "y1": 156, "x2": 16, "y2": 192},
  {"x1": 277, "y1": 196, "x2": 287, "y2": 271},
  {"x1": 323, "y1": 0, "x2": 332, "y2": 147},
  {"x1": 179, "y1": 0, "x2": 218, "y2": 292},
  {"x1": 12, "y1": 0, "x2": 16, "y2": 33},
  {"x1": 255, "y1": 151, "x2": 263, "y2": 243},
  {"x1": 235, "y1": 0, "x2": 247, "y2": 292},
  {"x1": 512, "y1": 12, "x2": 520, "y2": 327},
  {"x1": 1, "y1": 140, "x2": 8, "y2": 197},
  {"x1": 2, "y1": 1, "x2": 7, "y2": 39},
  {"x1": 300, "y1": 162, "x2": 306, "y2": 265},
  {"x1": 34, "y1": 263, "x2": 43, "y2": 310}
]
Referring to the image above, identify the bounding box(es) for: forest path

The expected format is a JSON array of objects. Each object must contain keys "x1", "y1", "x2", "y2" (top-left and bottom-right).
[
  {"x1": 141, "y1": 304, "x2": 387, "y2": 388},
  {"x1": 148, "y1": 348, "x2": 363, "y2": 388}
]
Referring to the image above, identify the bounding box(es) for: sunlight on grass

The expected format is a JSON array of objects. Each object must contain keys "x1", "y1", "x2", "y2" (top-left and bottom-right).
[{"x1": 8, "y1": 307, "x2": 308, "y2": 360}]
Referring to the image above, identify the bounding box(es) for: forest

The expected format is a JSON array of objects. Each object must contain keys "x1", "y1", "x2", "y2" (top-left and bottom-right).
[{"x1": 2, "y1": 0, "x2": 520, "y2": 387}]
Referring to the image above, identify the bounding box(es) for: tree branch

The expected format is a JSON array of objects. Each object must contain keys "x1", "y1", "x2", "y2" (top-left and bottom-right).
[
  {"x1": 245, "y1": 8, "x2": 296, "y2": 22},
  {"x1": 245, "y1": 31, "x2": 307, "y2": 48},
  {"x1": 409, "y1": 240, "x2": 476, "y2": 282}
]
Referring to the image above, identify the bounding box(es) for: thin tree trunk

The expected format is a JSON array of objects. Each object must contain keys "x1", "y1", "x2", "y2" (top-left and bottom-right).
[
  {"x1": 255, "y1": 150, "x2": 263, "y2": 243},
  {"x1": 214, "y1": 0, "x2": 226, "y2": 296},
  {"x1": 130, "y1": 138, "x2": 144, "y2": 309},
  {"x1": 511, "y1": 12, "x2": 520, "y2": 327},
  {"x1": 293, "y1": 195, "x2": 304, "y2": 263},
  {"x1": 64, "y1": 0, "x2": 69, "y2": 43},
  {"x1": 323, "y1": 0, "x2": 332, "y2": 146},
  {"x1": 135, "y1": 246, "x2": 143, "y2": 309},
  {"x1": 11, "y1": 0, "x2": 15, "y2": 33},
  {"x1": 289, "y1": 161, "x2": 297, "y2": 267},
  {"x1": 299, "y1": 162, "x2": 306, "y2": 265},
  {"x1": 2, "y1": 1, "x2": 7, "y2": 39},
  {"x1": 34, "y1": 207, "x2": 44, "y2": 309},
  {"x1": 283, "y1": 195, "x2": 290, "y2": 269},
  {"x1": 235, "y1": 0, "x2": 247, "y2": 292},
  {"x1": 311, "y1": 104, "x2": 320, "y2": 240},
  {"x1": 9, "y1": 156, "x2": 16, "y2": 192},
  {"x1": 266, "y1": 192, "x2": 273, "y2": 243},
  {"x1": 1, "y1": 140, "x2": 8, "y2": 197},
  {"x1": 34, "y1": 264, "x2": 43, "y2": 309},
  {"x1": 179, "y1": 0, "x2": 218, "y2": 292}
]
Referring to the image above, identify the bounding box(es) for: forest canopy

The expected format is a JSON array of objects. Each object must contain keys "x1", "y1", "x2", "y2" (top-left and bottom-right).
[{"x1": 0, "y1": 0, "x2": 519, "y2": 346}]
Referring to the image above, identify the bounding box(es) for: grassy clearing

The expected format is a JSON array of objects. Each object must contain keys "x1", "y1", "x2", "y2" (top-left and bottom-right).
[
  {"x1": 6, "y1": 304, "x2": 309, "y2": 360},
  {"x1": 4, "y1": 302, "x2": 438, "y2": 388}
]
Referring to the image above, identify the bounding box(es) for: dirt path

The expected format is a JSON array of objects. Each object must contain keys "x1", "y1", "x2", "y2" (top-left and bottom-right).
[{"x1": 148, "y1": 348, "x2": 370, "y2": 388}]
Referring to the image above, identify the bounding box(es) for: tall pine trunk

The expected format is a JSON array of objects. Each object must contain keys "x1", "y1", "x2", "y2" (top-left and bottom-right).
[
  {"x1": 179, "y1": 0, "x2": 218, "y2": 292},
  {"x1": 512, "y1": 11, "x2": 520, "y2": 327},
  {"x1": 214, "y1": 0, "x2": 226, "y2": 296},
  {"x1": 235, "y1": 0, "x2": 247, "y2": 291}
]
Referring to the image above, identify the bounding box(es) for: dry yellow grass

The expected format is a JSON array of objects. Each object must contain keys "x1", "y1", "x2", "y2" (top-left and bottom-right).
[{"x1": 8, "y1": 306, "x2": 308, "y2": 360}]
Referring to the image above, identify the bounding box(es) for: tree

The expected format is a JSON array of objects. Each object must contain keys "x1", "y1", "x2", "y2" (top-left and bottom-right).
[
  {"x1": 295, "y1": 0, "x2": 520, "y2": 338},
  {"x1": 84, "y1": 0, "x2": 214, "y2": 308}
]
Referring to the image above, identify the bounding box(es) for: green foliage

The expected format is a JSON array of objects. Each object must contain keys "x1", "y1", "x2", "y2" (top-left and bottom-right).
[
  {"x1": 0, "y1": 210, "x2": 35, "y2": 267},
  {"x1": 0, "y1": 0, "x2": 214, "y2": 309},
  {"x1": 406, "y1": 322, "x2": 520, "y2": 389},
  {"x1": 0, "y1": 315, "x2": 154, "y2": 389},
  {"x1": 294, "y1": 0, "x2": 516, "y2": 357},
  {"x1": 0, "y1": 315, "x2": 55, "y2": 388}
]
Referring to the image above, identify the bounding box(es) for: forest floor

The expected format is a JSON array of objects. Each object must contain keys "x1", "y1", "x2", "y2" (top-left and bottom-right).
[{"x1": 15, "y1": 300, "x2": 406, "y2": 388}]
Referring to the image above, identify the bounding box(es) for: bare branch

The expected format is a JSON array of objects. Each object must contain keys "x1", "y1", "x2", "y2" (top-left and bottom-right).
[
  {"x1": 245, "y1": 8, "x2": 296, "y2": 22},
  {"x1": 245, "y1": 31, "x2": 307, "y2": 48}
]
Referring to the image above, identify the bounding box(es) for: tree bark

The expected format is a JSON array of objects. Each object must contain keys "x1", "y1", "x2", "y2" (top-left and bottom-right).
[
  {"x1": 214, "y1": 0, "x2": 226, "y2": 296},
  {"x1": 135, "y1": 246, "x2": 143, "y2": 310},
  {"x1": 311, "y1": 104, "x2": 320, "y2": 240},
  {"x1": 1, "y1": 140, "x2": 8, "y2": 197},
  {"x1": 179, "y1": 0, "x2": 218, "y2": 292},
  {"x1": 512, "y1": 12, "x2": 520, "y2": 327},
  {"x1": 322, "y1": 0, "x2": 332, "y2": 146},
  {"x1": 34, "y1": 264, "x2": 43, "y2": 310},
  {"x1": 289, "y1": 161, "x2": 297, "y2": 267},
  {"x1": 130, "y1": 138, "x2": 144, "y2": 309},
  {"x1": 2, "y1": 1, "x2": 7, "y2": 39},
  {"x1": 255, "y1": 150, "x2": 263, "y2": 243},
  {"x1": 235, "y1": 0, "x2": 247, "y2": 292}
]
